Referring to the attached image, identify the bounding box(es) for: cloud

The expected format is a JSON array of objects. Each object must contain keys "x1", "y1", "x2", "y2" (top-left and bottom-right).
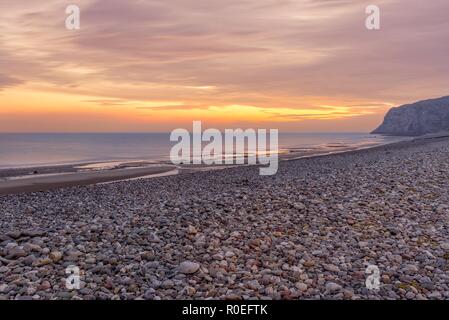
[
  {"x1": 1, "y1": 0, "x2": 449, "y2": 131},
  {"x1": 136, "y1": 104, "x2": 211, "y2": 111},
  {"x1": 0, "y1": 74, "x2": 22, "y2": 90},
  {"x1": 81, "y1": 99, "x2": 133, "y2": 106}
]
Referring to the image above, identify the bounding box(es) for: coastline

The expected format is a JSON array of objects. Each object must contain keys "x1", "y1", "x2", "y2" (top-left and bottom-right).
[
  {"x1": 1, "y1": 134, "x2": 449, "y2": 299},
  {"x1": 0, "y1": 135, "x2": 409, "y2": 195}
]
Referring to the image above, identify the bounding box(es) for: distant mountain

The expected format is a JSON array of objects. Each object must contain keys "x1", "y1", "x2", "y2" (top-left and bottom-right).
[{"x1": 372, "y1": 95, "x2": 449, "y2": 136}]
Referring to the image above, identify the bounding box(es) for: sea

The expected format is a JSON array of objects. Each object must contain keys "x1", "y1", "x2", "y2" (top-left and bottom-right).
[{"x1": 0, "y1": 132, "x2": 407, "y2": 169}]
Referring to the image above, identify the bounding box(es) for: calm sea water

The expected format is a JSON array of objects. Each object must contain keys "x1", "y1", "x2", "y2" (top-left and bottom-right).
[{"x1": 0, "y1": 133, "x2": 405, "y2": 169}]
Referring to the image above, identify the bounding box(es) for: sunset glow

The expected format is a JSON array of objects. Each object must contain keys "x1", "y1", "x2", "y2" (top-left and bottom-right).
[{"x1": 1, "y1": 0, "x2": 449, "y2": 132}]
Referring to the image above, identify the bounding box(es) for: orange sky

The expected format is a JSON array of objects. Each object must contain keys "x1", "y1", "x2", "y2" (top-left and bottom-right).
[{"x1": 1, "y1": 0, "x2": 449, "y2": 132}]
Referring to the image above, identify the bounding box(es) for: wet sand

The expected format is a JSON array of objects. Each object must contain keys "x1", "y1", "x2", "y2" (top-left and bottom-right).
[{"x1": 0, "y1": 165, "x2": 176, "y2": 195}]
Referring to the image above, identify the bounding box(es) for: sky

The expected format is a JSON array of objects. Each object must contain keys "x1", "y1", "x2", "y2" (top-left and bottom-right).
[{"x1": 1, "y1": 0, "x2": 449, "y2": 132}]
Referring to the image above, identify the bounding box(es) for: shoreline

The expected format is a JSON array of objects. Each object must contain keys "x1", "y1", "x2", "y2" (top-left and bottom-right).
[
  {"x1": 0, "y1": 135, "x2": 418, "y2": 195},
  {"x1": 1, "y1": 134, "x2": 449, "y2": 299}
]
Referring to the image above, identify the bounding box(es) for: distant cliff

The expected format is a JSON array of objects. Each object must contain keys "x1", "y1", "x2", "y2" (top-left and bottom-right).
[{"x1": 372, "y1": 95, "x2": 449, "y2": 136}]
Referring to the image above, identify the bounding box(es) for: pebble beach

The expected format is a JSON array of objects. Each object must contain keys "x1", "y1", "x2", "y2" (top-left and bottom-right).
[{"x1": 1, "y1": 137, "x2": 449, "y2": 300}]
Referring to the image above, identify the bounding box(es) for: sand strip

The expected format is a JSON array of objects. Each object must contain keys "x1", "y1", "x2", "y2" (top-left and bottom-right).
[{"x1": 0, "y1": 165, "x2": 176, "y2": 195}]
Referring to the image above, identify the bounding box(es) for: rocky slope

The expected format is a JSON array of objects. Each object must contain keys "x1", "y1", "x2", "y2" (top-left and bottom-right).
[{"x1": 372, "y1": 96, "x2": 449, "y2": 136}]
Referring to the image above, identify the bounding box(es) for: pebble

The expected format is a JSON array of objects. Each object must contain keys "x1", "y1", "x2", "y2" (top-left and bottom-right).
[
  {"x1": 325, "y1": 282, "x2": 342, "y2": 293},
  {"x1": 7, "y1": 247, "x2": 27, "y2": 259},
  {"x1": 140, "y1": 251, "x2": 155, "y2": 261},
  {"x1": 187, "y1": 225, "x2": 198, "y2": 235},
  {"x1": 295, "y1": 283, "x2": 308, "y2": 292},
  {"x1": 212, "y1": 254, "x2": 224, "y2": 260},
  {"x1": 184, "y1": 286, "x2": 196, "y2": 296},
  {"x1": 303, "y1": 260, "x2": 315, "y2": 268},
  {"x1": 178, "y1": 261, "x2": 200, "y2": 274},
  {"x1": 404, "y1": 264, "x2": 419, "y2": 274},
  {"x1": 6, "y1": 231, "x2": 22, "y2": 239},
  {"x1": 33, "y1": 258, "x2": 53, "y2": 266},
  {"x1": 49, "y1": 251, "x2": 63, "y2": 263},
  {"x1": 161, "y1": 280, "x2": 174, "y2": 289},
  {"x1": 38, "y1": 281, "x2": 51, "y2": 291},
  {"x1": 0, "y1": 266, "x2": 10, "y2": 273}
]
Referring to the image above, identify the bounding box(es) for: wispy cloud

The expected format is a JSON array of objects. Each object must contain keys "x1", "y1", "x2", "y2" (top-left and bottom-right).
[
  {"x1": 1, "y1": 0, "x2": 449, "y2": 131},
  {"x1": 0, "y1": 74, "x2": 22, "y2": 90}
]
